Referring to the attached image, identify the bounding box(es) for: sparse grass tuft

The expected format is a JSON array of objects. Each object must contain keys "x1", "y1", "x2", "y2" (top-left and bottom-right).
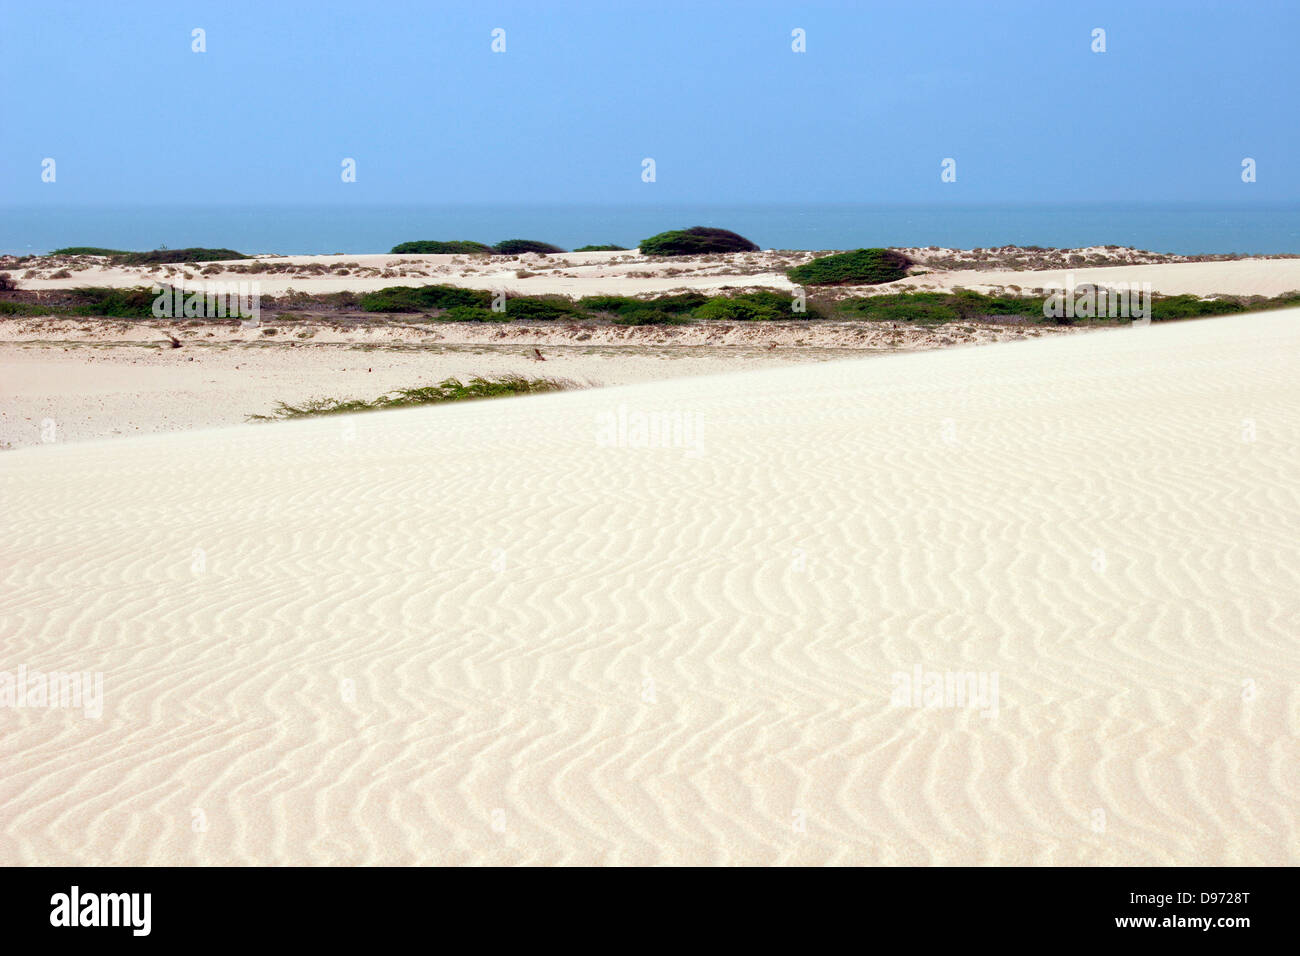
[{"x1": 248, "y1": 374, "x2": 579, "y2": 421}]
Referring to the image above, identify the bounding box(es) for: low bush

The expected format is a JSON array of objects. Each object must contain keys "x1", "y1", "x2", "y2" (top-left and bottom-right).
[
  {"x1": 639, "y1": 227, "x2": 760, "y2": 256},
  {"x1": 440, "y1": 305, "x2": 508, "y2": 322},
  {"x1": 838, "y1": 292, "x2": 1043, "y2": 325},
  {"x1": 692, "y1": 290, "x2": 824, "y2": 321},
  {"x1": 492, "y1": 239, "x2": 566, "y2": 255},
  {"x1": 49, "y1": 247, "x2": 127, "y2": 257},
  {"x1": 390, "y1": 240, "x2": 492, "y2": 254},
  {"x1": 51, "y1": 248, "x2": 250, "y2": 264},
  {"x1": 577, "y1": 292, "x2": 707, "y2": 317},
  {"x1": 67, "y1": 286, "x2": 160, "y2": 317},
  {"x1": 786, "y1": 248, "x2": 913, "y2": 286},
  {"x1": 359, "y1": 285, "x2": 492, "y2": 312},
  {"x1": 498, "y1": 295, "x2": 579, "y2": 321}
]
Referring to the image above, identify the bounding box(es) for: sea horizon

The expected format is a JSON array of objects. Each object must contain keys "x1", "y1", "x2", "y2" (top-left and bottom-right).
[{"x1": 4, "y1": 201, "x2": 1298, "y2": 258}]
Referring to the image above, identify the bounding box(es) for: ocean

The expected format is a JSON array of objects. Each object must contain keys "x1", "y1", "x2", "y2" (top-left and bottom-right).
[{"x1": 3, "y1": 202, "x2": 1298, "y2": 257}]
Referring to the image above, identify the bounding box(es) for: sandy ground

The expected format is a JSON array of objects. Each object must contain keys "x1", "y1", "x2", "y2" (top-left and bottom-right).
[
  {"x1": 0, "y1": 320, "x2": 1081, "y2": 449},
  {"x1": 5, "y1": 252, "x2": 1295, "y2": 450},
  {"x1": 901, "y1": 258, "x2": 1300, "y2": 297},
  {"x1": 9, "y1": 249, "x2": 1300, "y2": 298},
  {"x1": 1, "y1": 309, "x2": 1296, "y2": 865}
]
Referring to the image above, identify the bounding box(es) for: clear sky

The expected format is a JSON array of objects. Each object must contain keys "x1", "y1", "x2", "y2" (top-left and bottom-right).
[{"x1": 2, "y1": 0, "x2": 1296, "y2": 204}]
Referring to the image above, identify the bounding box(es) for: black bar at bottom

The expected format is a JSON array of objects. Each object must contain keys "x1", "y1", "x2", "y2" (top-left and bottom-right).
[{"x1": 0, "y1": 865, "x2": 1287, "y2": 944}]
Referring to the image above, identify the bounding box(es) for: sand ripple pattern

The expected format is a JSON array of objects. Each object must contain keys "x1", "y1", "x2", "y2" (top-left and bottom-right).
[{"x1": 2, "y1": 311, "x2": 1298, "y2": 865}]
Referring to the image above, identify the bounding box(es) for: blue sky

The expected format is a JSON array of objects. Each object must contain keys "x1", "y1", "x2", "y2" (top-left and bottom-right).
[{"x1": 2, "y1": 0, "x2": 1296, "y2": 204}]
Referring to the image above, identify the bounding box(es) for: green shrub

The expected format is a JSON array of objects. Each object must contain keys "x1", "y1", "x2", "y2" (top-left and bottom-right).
[
  {"x1": 68, "y1": 286, "x2": 160, "y2": 317},
  {"x1": 0, "y1": 301, "x2": 50, "y2": 315},
  {"x1": 692, "y1": 290, "x2": 821, "y2": 321},
  {"x1": 787, "y1": 248, "x2": 913, "y2": 286},
  {"x1": 1147, "y1": 294, "x2": 1244, "y2": 321},
  {"x1": 440, "y1": 305, "x2": 508, "y2": 322},
  {"x1": 693, "y1": 299, "x2": 762, "y2": 322},
  {"x1": 831, "y1": 289, "x2": 1298, "y2": 326},
  {"x1": 576, "y1": 295, "x2": 636, "y2": 314},
  {"x1": 574, "y1": 244, "x2": 628, "y2": 252},
  {"x1": 390, "y1": 240, "x2": 492, "y2": 254},
  {"x1": 639, "y1": 227, "x2": 760, "y2": 256},
  {"x1": 838, "y1": 291, "x2": 1038, "y2": 325},
  {"x1": 839, "y1": 292, "x2": 959, "y2": 324},
  {"x1": 51, "y1": 247, "x2": 247, "y2": 264},
  {"x1": 359, "y1": 285, "x2": 492, "y2": 312},
  {"x1": 49, "y1": 247, "x2": 127, "y2": 257},
  {"x1": 645, "y1": 292, "x2": 711, "y2": 313},
  {"x1": 492, "y1": 239, "x2": 566, "y2": 255},
  {"x1": 577, "y1": 292, "x2": 707, "y2": 317},
  {"x1": 125, "y1": 248, "x2": 247, "y2": 264},
  {"x1": 499, "y1": 295, "x2": 578, "y2": 321}
]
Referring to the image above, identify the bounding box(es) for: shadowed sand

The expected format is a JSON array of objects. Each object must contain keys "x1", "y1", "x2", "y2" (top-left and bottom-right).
[{"x1": 1, "y1": 310, "x2": 1297, "y2": 864}]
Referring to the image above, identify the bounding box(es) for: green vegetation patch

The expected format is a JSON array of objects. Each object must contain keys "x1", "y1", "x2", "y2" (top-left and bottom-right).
[
  {"x1": 49, "y1": 247, "x2": 128, "y2": 257},
  {"x1": 577, "y1": 292, "x2": 706, "y2": 316},
  {"x1": 836, "y1": 289, "x2": 1300, "y2": 326},
  {"x1": 49, "y1": 247, "x2": 250, "y2": 264},
  {"x1": 639, "y1": 227, "x2": 760, "y2": 256},
  {"x1": 358, "y1": 285, "x2": 493, "y2": 312},
  {"x1": 693, "y1": 290, "x2": 827, "y2": 321},
  {"x1": 497, "y1": 295, "x2": 580, "y2": 321},
  {"x1": 439, "y1": 305, "x2": 509, "y2": 322},
  {"x1": 67, "y1": 287, "x2": 163, "y2": 317},
  {"x1": 573, "y1": 244, "x2": 628, "y2": 252},
  {"x1": 390, "y1": 240, "x2": 493, "y2": 254},
  {"x1": 787, "y1": 248, "x2": 913, "y2": 286},
  {"x1": 492, "y1": 239, "x2": 566, "y2": 255}
]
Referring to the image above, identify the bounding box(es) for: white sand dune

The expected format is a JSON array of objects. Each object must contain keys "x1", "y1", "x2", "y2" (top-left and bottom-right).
[{"x1": 2, "y1": 312, "x2": 1298, "y2": 865}]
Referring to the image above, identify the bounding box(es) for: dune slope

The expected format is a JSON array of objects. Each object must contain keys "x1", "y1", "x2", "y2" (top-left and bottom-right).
[{"x1": 2, "y1": 311, "x2": 1298, "y2": 865}]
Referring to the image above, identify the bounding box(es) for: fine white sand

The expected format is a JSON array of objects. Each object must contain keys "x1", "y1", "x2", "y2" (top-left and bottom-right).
[
  {"x1": 2, "y1": 310, "x2": 1297, "y2": 865},
  {"x1": 901, "y1": 258, "x2": 1300, "y2": 297},
  {"x1": 13, "y1": 251, "x2": 1300, "y2": 298}
]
